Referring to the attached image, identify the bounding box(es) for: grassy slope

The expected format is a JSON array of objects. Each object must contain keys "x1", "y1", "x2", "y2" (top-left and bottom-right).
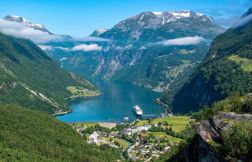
[
  {"x1": 0, "y1": 32, "x2": 98, "y2": 113},
  {"x1": 0, "y1": 105, "x2": 120, "y2": 162},
  {"x1": 136, "y1": 116, "x2": 192, "y2": 133},
  {"x1": 228, "y1": 55, "x2": 252, "y2": 72}
]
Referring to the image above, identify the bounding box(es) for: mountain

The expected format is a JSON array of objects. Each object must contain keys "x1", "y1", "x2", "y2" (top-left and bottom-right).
[
  {"x1": 2, "y1": 15, "x2": 73, "y2": 43},
  {"x1": 0, "y1": 32, "x2": 99, "y2": 114},
  {"x1": 45, "y1": 10, "x2": 224, "y2": 93},
  {"x1": 0, "y1": 104, "x2": 120, "y2": 162},
  {"x1": 4, "y1": 15, "x2": 53, "y2": 34},
  {"x1": 168, "y1": 8, "x2": 252, "y2": 113},
  {"x1": 99, "y1": 11, "x2": 218, "y2": 42},
  {"x1": 90, "y1": 28, "x2": 108, "y2": 37}
]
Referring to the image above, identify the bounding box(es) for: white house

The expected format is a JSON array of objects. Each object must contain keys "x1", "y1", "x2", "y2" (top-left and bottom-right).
[{"x1": 88, "y1": 131, "x2": 99, "y2": 144}]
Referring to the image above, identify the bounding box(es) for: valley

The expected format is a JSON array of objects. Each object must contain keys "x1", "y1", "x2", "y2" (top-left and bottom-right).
[
  {"x1": 42, "y1": 10, "x2": 224, "y2": 94},
  {"x1": 0, "y1": 2, "x2": 252, "y2": 162}
]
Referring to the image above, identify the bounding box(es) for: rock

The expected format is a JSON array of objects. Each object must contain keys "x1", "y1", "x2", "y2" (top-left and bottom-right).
[
  {"x1": 173, "y1": 134, "x2": 221, "y2": 162},
  {"x1": 195, "y1": 112, "x2": 252, "y2": 142}
]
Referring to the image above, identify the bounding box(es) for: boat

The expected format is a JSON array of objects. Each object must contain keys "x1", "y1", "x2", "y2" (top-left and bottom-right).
[
  {"x1": 124, "y1": 116, "x2": 129, "y2": 121},
  {"x1": 133, "y1": 105, "x2": 143, "y2": 116}
]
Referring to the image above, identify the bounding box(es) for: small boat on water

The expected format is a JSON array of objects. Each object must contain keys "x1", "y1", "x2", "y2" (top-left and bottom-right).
[
  {"x1": 124, "y1": 116, "x2": 129, "y2": 121},
  {"x1": 133, "y1": 105, "x2": 143, "y2": 116}
]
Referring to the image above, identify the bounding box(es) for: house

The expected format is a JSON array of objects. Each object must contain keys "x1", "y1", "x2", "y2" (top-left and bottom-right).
[
  {"x1": 131, "y1": 125, "x2": 152, "y2": 133},
  {"x1": 88, "y1": 131, "x2": 99, "y2": 144}
]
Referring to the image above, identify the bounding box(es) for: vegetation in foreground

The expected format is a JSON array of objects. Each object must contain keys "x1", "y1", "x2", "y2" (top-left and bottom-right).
[
  {"x1": 0, "y1": 104, "x2": 121, "y2": 162},
  {"x1": 153, "y1": 93, "x2": 252, "y2": 162}
]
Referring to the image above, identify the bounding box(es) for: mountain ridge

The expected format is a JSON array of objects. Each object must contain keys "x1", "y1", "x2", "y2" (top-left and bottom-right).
[
  {"x1": 4, "y1": 15, "x2": 53, "y2": 34},
  {"x1": 0, "y1": 32, "x2": 98, "y2": 113},
  {"x1": 168, "y1": 7, "x2": 252, "y2": 113},
  {"x1": 45, "y1": 10, "x2": 224, "y2": 93}
]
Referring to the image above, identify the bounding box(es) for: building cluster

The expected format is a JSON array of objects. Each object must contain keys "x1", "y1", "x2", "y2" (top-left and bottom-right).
[{"x1": 72, "y1": 122, "x2": 178, "y2": 161}]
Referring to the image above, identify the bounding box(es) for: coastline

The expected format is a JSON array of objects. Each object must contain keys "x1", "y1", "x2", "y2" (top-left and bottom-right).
[
  {"x1": 156, "y1": 98, "x2": 172, "y2": 114},
  {"x1": 52, "y1": 109, "x2": 72, "y2": 117},
  {"x1": 68, "y1": 91, "x2": 101, "y2": 100},
  {"x1": 53, "y1": 92, "x2": 101, "y2": 117}
]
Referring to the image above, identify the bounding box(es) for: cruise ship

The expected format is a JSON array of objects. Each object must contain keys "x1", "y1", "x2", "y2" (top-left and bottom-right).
[{"x1": 133, "y1": 105, "x2": 143, "y2": 116}]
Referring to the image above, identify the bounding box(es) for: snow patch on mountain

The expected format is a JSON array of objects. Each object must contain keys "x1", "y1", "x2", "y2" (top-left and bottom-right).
[
  {"x1": 140, "y1": 14, "x2": 145, "y2": 21},
  {"x1": 152, "y1": 12, "x2": 162, "y2": 16},
  {"x1": 38, "y1": 45, "x2": 53, "y2": 51},
  {"x1": 0, "y1": 19, "x2": 61, "y2": 43},
  {"x1": 95, "y1": 28, "x2": 108, "y2": 35},
  {"x1": 4, "y1": 15, "x2": 51, "y2": 34},
  {"x1": 168, "y1": 11, "x2": 191, "y2": 18}
]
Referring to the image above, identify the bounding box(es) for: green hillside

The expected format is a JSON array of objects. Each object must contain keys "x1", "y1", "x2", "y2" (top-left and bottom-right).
[
  {"x1": 0, "y1": 104, "x2": 121, "y2": 162},
  {"x1": 0, "y1": 32, "x2": 99, "y2": 113},
  {"x1": 167, "y1": 8, "x2": 252, "y2": 113}
]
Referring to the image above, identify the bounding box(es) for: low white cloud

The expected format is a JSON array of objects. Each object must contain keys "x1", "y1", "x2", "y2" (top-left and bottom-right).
[
  {"x1": 158, "y1": 36, "x2": 205, "y2": 46},
  {"x1": 76, "y1": 36, "x2": 109, "y2": 42},
  {"x1": 39, "y1": 44, "x2": 102, "y2": 52},
  {"x1": 0, "y1": 19, "x2": 62, "y2": 43},
  {"x1": 38, "y1": 45, "x2": 53, "y2": 50},
  {"x1": 72, "y1": 44, "x2": 102, "y2": 52},
  {"x1": 232, "y1": 13, "x2": 252, "y2": 28}
]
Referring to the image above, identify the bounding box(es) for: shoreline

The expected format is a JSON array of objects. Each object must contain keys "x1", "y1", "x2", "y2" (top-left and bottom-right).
[
  {"x1": 52, "y1": 109, "x2": 72, "y2": 117},
  {"x1": 53, "y1": 92, "x2": 101, "y2": 117},
  {"x1": 156, "y1": 98, "x2": 172, "y2": 114},
  {"x1": 68, "y1": 91, "x2": 101, "y2": 100}
]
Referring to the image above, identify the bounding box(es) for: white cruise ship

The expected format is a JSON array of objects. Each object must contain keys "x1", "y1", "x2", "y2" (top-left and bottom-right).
[{"x1": 133, "y1": 105, "x2": 143, "y2": 116}]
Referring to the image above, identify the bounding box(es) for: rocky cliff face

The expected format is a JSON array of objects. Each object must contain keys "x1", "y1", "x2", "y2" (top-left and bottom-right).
[
  {"x1": 172, "y1": 134, "x2": 221, "y2": 162},
  {"x1": 195, "y1": 112, "x2": 252, "y2": 142}
]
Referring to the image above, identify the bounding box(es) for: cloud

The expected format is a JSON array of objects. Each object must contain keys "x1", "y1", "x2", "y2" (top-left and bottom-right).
[
  {"x1": 198, "y1": 0, "x2": 252, "y2": 28},
  {"x1": 38, "y1": 45, "x2": 53, "y2": 50},
  {"x1": 72, "y1": 44, "x2": 102, "y2": 51},
  {"x1": 39, "y1": 44, "x2": 102, "y2": 52},
  {"x1": 76, "y1": 36, "x2": 109, "y2": 42},
  {"x1": 0, "y1": 19, "x2": 62, "y2": 43},
  {"x1": 157, "y1": 36, "x2": 205, "y2": 46},
  {"x1": 232, "y1": 12, "x2": 252, "y2": 28}
]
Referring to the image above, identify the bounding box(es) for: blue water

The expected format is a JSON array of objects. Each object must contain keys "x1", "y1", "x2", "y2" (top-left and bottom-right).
[{"x1": 56, "y1": 81, "x2": 163, "y2": 123}]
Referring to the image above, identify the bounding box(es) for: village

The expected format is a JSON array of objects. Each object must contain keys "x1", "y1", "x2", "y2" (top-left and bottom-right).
[{"x1": 72, "y1": 116, "x2": 193, "y2": 161}]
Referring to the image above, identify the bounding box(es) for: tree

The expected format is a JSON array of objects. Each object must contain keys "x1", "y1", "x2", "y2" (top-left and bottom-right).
[{"x1": 222, "y1": 120, "x2": 252, "y2": 158}]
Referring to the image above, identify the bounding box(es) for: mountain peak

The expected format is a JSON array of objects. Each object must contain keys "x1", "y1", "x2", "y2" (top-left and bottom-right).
[
  {"x1": 90, "y1": 28, "x2": 108, "y2": 37},
  {"x1": 136, "y1": 10, "x2": 213, "y2": 24},
  {"x1": 4, "y1": 15, "x2": 52, "y2": 34},
  {"x1": 241, "y1": 7, "x2": 252, "y2": 18},
  {"x1": 232, "y1": 8, "x2": 252, "y2": 28},
  {"x1": 4, "y1": 15, "x2": 29, "y2": 23}
]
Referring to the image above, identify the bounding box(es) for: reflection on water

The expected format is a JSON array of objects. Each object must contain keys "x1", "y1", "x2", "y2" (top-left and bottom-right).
[{"x1": 56, "y1": 81, "x2": 163, "y2": 123}]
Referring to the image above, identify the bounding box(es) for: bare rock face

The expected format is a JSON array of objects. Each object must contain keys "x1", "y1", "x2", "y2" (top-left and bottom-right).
[
  {"x1": 173, "y1": 134, "x2": 221, "y2": 162},
  {"x1": 195, "y1": 112, "x2": 252, "y2": 142}
]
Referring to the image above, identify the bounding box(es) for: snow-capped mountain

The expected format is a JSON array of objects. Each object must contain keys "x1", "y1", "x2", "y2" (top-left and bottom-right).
[
  {"x1": 99, "y1": 10, "x2": 220, "y2": 43},
  {"x1": 1, "y1": 15, "x2": 74, "y2": 43},
  {"x1": 4, "y1": 15, "x2": 53, "y2": 34},
  {"x1": 90, "y1": 28, "x2": 108, "y2": 37},
  {"x1": 46, "y1": 10, "x2": 224, "y2": 93}
]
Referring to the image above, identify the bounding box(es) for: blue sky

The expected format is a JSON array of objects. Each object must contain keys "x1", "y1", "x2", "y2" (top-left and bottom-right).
[{"x1": 0, "y1": 0, "x2": 250, "y2": 37}]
